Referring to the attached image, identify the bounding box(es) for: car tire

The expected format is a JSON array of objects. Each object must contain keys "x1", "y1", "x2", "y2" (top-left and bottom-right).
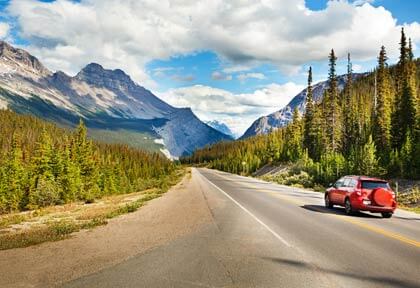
[
  {"x1": 345, "y1": 198, "x2": 354, "y2": 215},
  {"x1": 325, "y1": 193, "x2": 333, "y2": 209},
  {"x1": 381, "y1": 212, "x2": 393, "y2": 218}
]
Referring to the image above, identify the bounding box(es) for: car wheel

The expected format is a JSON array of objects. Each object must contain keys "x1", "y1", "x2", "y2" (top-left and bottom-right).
[
  {"x1": 345, "y1": 198, "x2": 353, "y2": 215},
  {"x1": 325, "y1": 193, "x2": 333, "y2": 208},
  {"x1": 381, "y1": 212, "x2": 393, "y2": 218}
]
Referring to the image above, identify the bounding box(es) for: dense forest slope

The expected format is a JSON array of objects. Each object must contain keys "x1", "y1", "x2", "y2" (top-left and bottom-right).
[
  {"x1": 185, "y1": 30, "x2": 420, "y2": 186},
  {"x1": 0, "y1": 110, "x2": 177, "y2": 214}
]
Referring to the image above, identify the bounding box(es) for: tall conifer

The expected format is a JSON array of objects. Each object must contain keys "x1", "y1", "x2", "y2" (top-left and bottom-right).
[{"x1": 373, "y1": 46, "x2": 392, "y2": 158}]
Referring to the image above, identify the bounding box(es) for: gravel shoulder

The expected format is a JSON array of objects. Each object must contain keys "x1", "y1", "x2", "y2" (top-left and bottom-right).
[{"x1": 0, "y1": 172, "x2": 213, "y2": 288}]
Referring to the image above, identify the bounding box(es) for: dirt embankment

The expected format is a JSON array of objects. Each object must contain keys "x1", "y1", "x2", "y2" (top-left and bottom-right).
[{"x1": 0, "y1": 171, "x2": 213, "y2": 288}]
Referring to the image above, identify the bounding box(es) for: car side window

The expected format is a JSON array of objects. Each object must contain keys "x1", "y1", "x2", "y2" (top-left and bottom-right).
[
  {"x1": 335, "y1": 178, "x2": 345, "y2": 188},
  {"x1": 343, "y1": 178, "x2": 351, "y2": 187},
  {"x1": 349, "y1": 179, "x2": 358, "y2": 188}
]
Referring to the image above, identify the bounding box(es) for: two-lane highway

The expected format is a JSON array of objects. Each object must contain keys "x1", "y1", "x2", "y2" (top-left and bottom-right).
[{"x1": 65, "y1": 168, "x2": 420, "y2": 288}]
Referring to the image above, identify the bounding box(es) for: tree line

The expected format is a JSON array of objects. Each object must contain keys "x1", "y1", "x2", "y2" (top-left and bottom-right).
[
  {"x1": 0, "y1": 110, "x2": 176, "y2": 214},
  {"x1": 184, "y1": 29, "x2": 419, "y2": 185}
]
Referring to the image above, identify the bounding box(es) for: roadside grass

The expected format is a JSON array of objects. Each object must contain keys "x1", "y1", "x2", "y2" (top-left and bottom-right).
[
  {"x1": 397, "y1": 187, "x2": 420, "y2": 214},
  {"x1": 260, "y1": 169, "x2": 325, "y2": 192},
  {"x1": 0, "y1": 168, "x2": 188, "y2": 250}
]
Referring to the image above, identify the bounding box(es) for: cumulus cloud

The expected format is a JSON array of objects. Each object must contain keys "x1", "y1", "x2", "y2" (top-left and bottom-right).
[
  {"x1": 0, "y1": 22, "x2": 9, "y2": 39},
  {"x1": 6, "y1": 0, "x2": 420, "y2": 85},
  {"x1": 352, "y1": 0, "x2": 375, "y2": 6},
  {"x1": 237, "y1": 72, "x2": 266, "y2": 83},
  {"x1": 157, "y1": 82, "x2": 304, "y2": 135},
  {"x1": 211, "y1": 71, "x2": 232, "y2": 81},
  {"x1": 152, "y1": 67, "x2": 175, "y2": 78},
  {"x1": 171, "y1": 74, "x2": 195, "y2": 82}
]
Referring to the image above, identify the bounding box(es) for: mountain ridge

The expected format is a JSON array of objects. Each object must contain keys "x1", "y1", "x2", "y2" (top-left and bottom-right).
[{"x1": 0, "y1": 41, "x2": 232, "y2": 157}]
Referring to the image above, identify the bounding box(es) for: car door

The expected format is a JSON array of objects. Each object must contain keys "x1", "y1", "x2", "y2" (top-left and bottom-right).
[
  {"x1": 336, "y1": 177, "x2": 351, "y2": 205},
  {"x1": 330, "y1": 177, "x2": 345, "y2": 203}
]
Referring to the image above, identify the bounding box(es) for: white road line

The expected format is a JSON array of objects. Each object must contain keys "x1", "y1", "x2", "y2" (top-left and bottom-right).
[{"x1": 197, "y1": 169, "x2": 292, "y2": 248}]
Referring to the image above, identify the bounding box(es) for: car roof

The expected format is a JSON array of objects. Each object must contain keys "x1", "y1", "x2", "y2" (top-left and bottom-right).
[{"x1": 345, "y1": 175, "x2": 388, "y2": 182}]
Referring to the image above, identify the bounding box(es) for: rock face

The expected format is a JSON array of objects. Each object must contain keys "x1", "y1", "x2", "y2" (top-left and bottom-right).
[
  {"x1": 241, "y1": 74, "x2": 363, "y2": 139},
  {"x1": 205, "y1": 120, "x2": 235, "y2": 138},
  {"x1": 0, "y1": 41, "x2": 232, "y2": 157}
]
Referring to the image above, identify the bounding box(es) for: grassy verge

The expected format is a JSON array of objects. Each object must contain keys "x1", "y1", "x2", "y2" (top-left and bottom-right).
[
  {"x1": 0, "y1": 168, "x2": 188, "y2": 250},
  {"x1": 259, "y1": 168, "x2": 325, "y2": 192},
  {"x1": 397, "y1": 187, "x2": 420, "y2": 214}
]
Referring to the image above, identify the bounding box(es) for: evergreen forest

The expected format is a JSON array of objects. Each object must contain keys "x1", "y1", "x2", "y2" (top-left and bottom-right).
[
  {"x1": 0, "y1": 110, "x2": 177, "y2": 214},
  {"x1": 184, "y1": 29, "x2": 420, "y2": 186}
]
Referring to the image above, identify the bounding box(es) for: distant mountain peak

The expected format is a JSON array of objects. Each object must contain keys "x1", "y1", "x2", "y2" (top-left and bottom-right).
[
  {"x1": 0, "y1": 41, "x2": 231, "y2": 157},
  {"x1": 77, "y1": 62, "x2": 132, "y2": 84},
  {"x1": 205, "y1": 120, "x2": 235, "y2": 138},
  {"x1": 0, "y1": 40, "x2": 50, "y2": 76},
  {"x1": 81, "y1": 62, "x2": 104, "y2": 72}
]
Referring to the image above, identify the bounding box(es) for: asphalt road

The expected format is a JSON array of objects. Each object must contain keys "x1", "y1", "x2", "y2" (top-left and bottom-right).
[{"x1": 64, "y1": 168, "x2": 420, "y2": 288}]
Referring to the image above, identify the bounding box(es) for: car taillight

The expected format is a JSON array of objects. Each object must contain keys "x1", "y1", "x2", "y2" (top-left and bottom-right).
[{"x1": 355, "y1": 189, "x2": 362, "y2": 196}]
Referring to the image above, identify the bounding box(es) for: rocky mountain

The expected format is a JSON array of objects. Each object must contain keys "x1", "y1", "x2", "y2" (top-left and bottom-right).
[
  {"x1": 0, "y1": 41, "x2": 232, "y2": 157},
  {"x1": 241, "y1": 73, "x2": 363, "y2": 139},
  {"x1": 205, "y1": 120, "x2": 235, "y2": 138}
]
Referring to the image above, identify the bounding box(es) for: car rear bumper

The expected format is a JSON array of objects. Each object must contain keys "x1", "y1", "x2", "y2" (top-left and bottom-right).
[{"x1": 352, "y1": 200, "x2": 397, "y2": 213}]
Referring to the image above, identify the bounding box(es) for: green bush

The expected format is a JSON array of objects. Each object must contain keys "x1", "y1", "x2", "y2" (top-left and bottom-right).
[{"x1": 27, "y1": 176, "x2": 61, "y2": 209}]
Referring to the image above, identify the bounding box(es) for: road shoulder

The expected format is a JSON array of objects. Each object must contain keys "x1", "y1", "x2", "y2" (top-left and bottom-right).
[{"x1": 0, "y1": 171, "x2": 213, "y2": 288}]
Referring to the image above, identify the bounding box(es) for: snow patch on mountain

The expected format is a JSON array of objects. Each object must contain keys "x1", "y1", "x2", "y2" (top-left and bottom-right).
[
  {"x1": 205, "y1": 120, "x2": 235, "y2": 138},
  {"x1": 0, "y1": 98, "x2": 7, "y2": 109},
  {"x1": 153, "y1": 138, "x2": 178, "y2": 160}
]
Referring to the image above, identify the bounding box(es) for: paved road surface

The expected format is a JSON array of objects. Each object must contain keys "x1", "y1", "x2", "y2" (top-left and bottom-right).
[{"x1": 65, "y1": 168, "x2": 420, "y2": 288}]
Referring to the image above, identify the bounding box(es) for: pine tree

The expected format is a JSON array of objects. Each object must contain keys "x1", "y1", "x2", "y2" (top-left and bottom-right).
[
  {"x1": 59, "y1": 139, "x2": 82, "y2": 202},
  {"x1": 359, "y1": 135, "x2": 380, "y2": 176},
  {"x1": 342, "y1": 53, "x2": 355, "y2": 155},
  {"x1": 392, "y1": 28, "x2": 417, "y2": 149},
  {"x1": 303, "y1": 66, "x2": 317, "y2": 159},
  {"x1": 373, "y1": 46, "x2": 392, "y2": 158},
  {"x1": 325, "y1": 49, "x2": 342, "y2": 152},
  {"x1": 3, "y1": 134, "x2": 25, "y2": 211},
  {"x1": 74, "y1": 119, "x2": 100, "y2": 202},
  {"x1": 28, "y1": 129, "x2": 61, "y2": 208},
  {"x1": 286, "y1": 108, "x2": 303, "y2": 161}
]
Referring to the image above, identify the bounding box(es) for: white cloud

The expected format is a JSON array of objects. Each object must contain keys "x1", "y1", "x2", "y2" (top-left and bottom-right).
[
  {"x1": 152, "y1": 67, "x2": 175, "y2": 78},
  {"x1": 352, "y1": 63, "x2": 363, "y2": 72},
  {"x1": 171, "y1": 74, "x2": 195, "y2": 82},
  {"x1": 211, "y1": 71, "x2": 232, "y2": 81},
  {"x1": 0, "y1": 22, "x2": 9, "y2": 39},
  {"x1": 237, "y1": 72, "x2": 266, "y2": 83},
  {"x1": 6, "y1": 0, "x2": 420, "y2": 85},
  {"x1": 157, "y1": 82, "x2": 304, "y2": 136},
  {"x1": 222, "y1": 64, "x2": 253, "y2": 74},
  {"x1": 352, "y1": 0, "x2": 375, "y2": 7}
]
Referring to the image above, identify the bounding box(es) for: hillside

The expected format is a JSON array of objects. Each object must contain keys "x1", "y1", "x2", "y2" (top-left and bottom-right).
[
  {"x1": 0, "y1": 109, "x2": 178, "y2": 214},
  {"x1": 0, "y1": 41, "x2": 232, "y2": 157},
  {"x1": 186, "y1": 34, "x2": 420, "y2": 186}
]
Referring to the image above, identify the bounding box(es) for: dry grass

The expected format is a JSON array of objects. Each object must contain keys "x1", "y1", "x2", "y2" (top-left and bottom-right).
[
  {"x1": 397, "y1": 187, "x2": 420, "y2": 214},
  {"x1": 0, "y1": 168, "x2": 186, "y2": 250}
]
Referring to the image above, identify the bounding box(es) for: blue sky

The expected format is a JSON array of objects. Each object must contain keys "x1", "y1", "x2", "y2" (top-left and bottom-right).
[{"x1": 0, "y1": 0, "x2": 419, "y2": 136}]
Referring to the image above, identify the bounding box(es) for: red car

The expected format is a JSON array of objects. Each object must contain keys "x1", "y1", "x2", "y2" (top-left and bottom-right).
[{"x1": 325, "y1": 176, "x2": 397, "y2": 218}]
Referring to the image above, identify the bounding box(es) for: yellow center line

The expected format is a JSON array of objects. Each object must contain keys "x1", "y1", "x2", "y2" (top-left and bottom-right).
[{"x1": 211, "y1": 171, "x2": 420, "y2": 249}]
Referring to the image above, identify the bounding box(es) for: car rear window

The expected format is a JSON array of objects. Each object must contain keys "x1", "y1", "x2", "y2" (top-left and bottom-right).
[{"x1": 361, "y1": 181, "x2": 389, "y2": 189}]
